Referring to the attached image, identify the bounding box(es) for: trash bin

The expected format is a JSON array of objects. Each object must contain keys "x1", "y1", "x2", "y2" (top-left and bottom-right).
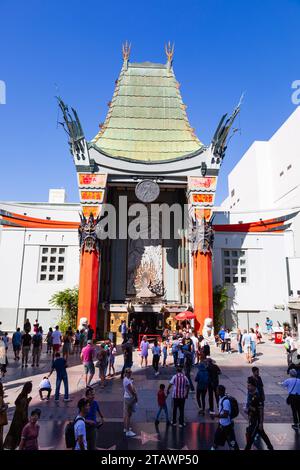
[{"x1": 274, "y1": 331, "x2": 283, "y2": 344}]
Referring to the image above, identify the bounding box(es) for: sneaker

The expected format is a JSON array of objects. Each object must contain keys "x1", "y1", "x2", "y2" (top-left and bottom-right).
[
  {"x1": 292, "y1": 424, "x2": 299, "y2": 430},
  {"x1": 21, "y1": 365, "x2": 24, "y2": 368},
  {"x1": 55, "y1": 399, "x2": 59, "y2": 402},
  {"x1": 166, "y1": 421, "x2": 171, "y2": 426},
  {"x1": 63, "y1": 398, "x2": 72, "y2": 402},
  {"x1": 155, "y1": 420, "x2": 159, "y2": 425},
  {"x1": 25, "y1": 364, "x2": 28, "y2": 367},
  {"x1": 209, "y1": 411, "x2": 215, "y2": 415},
  {"x1": 179, "y1": 423, "x2": 187, "y2": 428},
  {"x1": 171, "y1": 421, "x2": 176, "y2": 426},
  {"x1": 125, "y1": 430, "x2": 136, "y2": 437},
  {"x1": 155, "y1": 372, "x2": 159, "y2": 376},
  {"x1": 31, "y1": 364, "x2": 35, "y2": 367},
  {"x1": 123, "y1": 427, "x2": 132, "y2": 433}
]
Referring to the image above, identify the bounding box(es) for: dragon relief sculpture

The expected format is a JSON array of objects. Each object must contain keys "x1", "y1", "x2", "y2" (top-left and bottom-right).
[
  {"x1": 79, "y1": 213, "x2": 101, "y2": 253},
  {"x1": 189, "y1": 216, "x2": 214, "y2": 255}
]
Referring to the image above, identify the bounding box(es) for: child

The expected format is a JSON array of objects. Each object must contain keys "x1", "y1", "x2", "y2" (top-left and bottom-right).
[
  {"x1": 74, "y1": 330, "x2": 80, "y2": 354},
  {"x1": 155, "y1": 384, "x2": 170, "y2": 425},
  {"x1": 39, "y1": 376, "x2": 52, "y2": 401},
  {"x1": 162, "y1": 341, "x2": 168, "y2": 367},
  {"x1": 108, "y1": 342, "x2": 117, "y2": 376}
]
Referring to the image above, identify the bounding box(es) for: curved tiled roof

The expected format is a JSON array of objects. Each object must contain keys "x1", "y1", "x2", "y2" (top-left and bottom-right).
[{"x1": 91, "y1": 61, "x2": 204, "y2": 162}]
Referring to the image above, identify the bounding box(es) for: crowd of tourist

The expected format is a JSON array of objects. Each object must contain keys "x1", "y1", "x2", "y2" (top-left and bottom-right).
[{"x1": 0, "y1": 317, "x2": 299, "y2": 450}]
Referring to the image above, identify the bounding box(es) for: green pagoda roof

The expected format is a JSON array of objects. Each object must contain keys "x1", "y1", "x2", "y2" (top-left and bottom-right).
[{"x1": 91, "y1": 55, "x2": 204, "y2": 163}]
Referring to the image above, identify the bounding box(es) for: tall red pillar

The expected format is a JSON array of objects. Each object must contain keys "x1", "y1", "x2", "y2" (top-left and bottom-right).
[
  {"x1": 193, "y1": 250, "x2": 213, "y2": 333},
  {"x1": 78, "y1": 214, "x2": 101, "y2": 333},
  {"x1": 78, "y1": 250, "x2": 100, "y2": 332}
]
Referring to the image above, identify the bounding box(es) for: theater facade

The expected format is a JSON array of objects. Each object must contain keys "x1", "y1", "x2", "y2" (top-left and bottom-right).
[{"x1": 0, "y1": 46, "x2": 298, "y2": 338}]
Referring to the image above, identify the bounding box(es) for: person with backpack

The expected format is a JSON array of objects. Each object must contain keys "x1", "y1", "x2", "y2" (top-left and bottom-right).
[
  {"x1": 12, "y1": 328, "x2": 22, "y2": 361},
  {"x1": 280, "y1": 369, "x2": 300, "y2": 430},
  {"x1": 31, "y1": 331, "x2": 42, "y2": 367},
  {"x1": 245, "y1": 377, "x2": 273, "y2": 450},
  {"x1": 66, "y1": 398, "x2": 89, "y2": 450},
  {"x1": 207, "y1": 358, "x2": 221, "y2": 414},
  {"x1": 85, "y1": 387, "x2": 104, "y2": 450},
  {"x1": 211, "y1": 384, "x2": 239, "y2": 450},
  {"x1": 195, "y1": 361, "x2": 209, "y2": 414}
]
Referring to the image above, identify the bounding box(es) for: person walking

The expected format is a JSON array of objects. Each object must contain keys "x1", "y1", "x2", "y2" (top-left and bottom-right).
[
  {"x1": 155, "y1": 384, "x2": 170, "y2": 425},
  {"x1": 224, "y1": 329, "x2": 232, "y2": 353},
  {"x1": 236, "y1": 329, "x2": 243, "y2": 354},
  {"x1": 48, "y1": 352, "x2": 70, "y2": 402},
  {"x1": 211, "y1": 385, "x2": 239, "y2": 450},
  {"x1": 85, "y1": 387, "x2": 104, "y2": 450},
  {"x1": 121, "y1": 320, "x2": 127, "y2": 344},
  {"x1": 108, "y1": 342, "x2": 117, "y2": 377},
  {"x1": 121, "y1": 338, "x2": 133, "y2": 379},
  {"x1": 123, "y1": 368, "x2": 137, "y2": 437},
  {"x1": 96, "y1": 343, "x2": 108, "y2": 388},
  {"x1": 12, "y1": 328, "x2": 22, "y2": 361},
  {"x1": 52, "y1": 326, "x2": 62, "y2": 359},
  {"x1": 255, "y1": 324, "x2": 262, "y2": 344},
  {"x1": 74, "y1": 398, "x2": 89, "y2": 450},
  {"x1": 80, "y1": 340, "x2": 95, "y2": 387},
  {"x1": 207, "y1": 358, "x2": 221, "y2": 414},
  {"x1": 280, "y1": 369, "x2": 300, "y2": 430},
  {"x1": 46, "y1": 327, "x2": 53, "y2": 354},
  {"x1": 218, "y1": 327, "x2": 226, "y2": 353},
  {"x1": 265, "y1": 317, "x2": 273, "y2": 336},
  {"x1": 62, "y1": 330, "x2": 72, "y2": 364},
  {"x1": 0, "y1": 382, "x2": 8, "y2": 450},
  {"x1": 171, "y1": 336, "x2": 179, "y2": 367},
  {"x1": 183, "y1": 344, "x2": 195, "y2": 392},
  {"x1": 195, "y1": 361, "x2": 209, "y2": 414},
  {"x1": 140, "y1": 335, "x2": 150, "y2": 367},
  {"x1": 152, "y1": 339, "x2": 161, "y2": 376},
  {"x1": 245, "y1": 377, "x2": 273, "y2": 450},
  {"x1": 74, "y1": 330, "x2": 80, "y2": 354},
  {"x1": 249, "y1": 367, "x2": 265, "y2": 402},
  {"x1": 242, "y1": 330, "x2": 252, "y2": 364},
  {"x1": 0, "y1": 336, "x2": 7, "y2": 379},
  {"x1": 3, "y1": 381, "x2": 32, "y2": 450},
  {"x1": 31, "y1": 330, "x2": 42, "y2": 367},
  {"x1": 21, "y1": 331, "x2": 32, "y2": 368},
  {"x1": 23, "y1": 319, "x2": 31, "y2": 334},
  {"x1": 19, "y1": 408, "x2": 41, "y2": 450},
  {"x1": 167, "y1": 367, "x2": 190, "y2": 427},
  {"x1": 249, "y1": 328, "x2": 257, "y2": 359}
]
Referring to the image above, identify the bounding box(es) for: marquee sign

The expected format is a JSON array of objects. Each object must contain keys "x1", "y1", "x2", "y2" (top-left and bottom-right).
[
  {"x1": 78, "y1": 173, "x2": 107, "y2": 188},
  {"x1": 191, "y1": 193, "x2": 214, "y2": 205},
  {"x1": 80, "y1": 190, "x2": 104, "y2": 202},
  {"x1": 188, "y1": 176, "x2": 216, "y2": 192}
]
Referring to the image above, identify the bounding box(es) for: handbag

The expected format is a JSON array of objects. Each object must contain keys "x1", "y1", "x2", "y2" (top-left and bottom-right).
[{"x1": 286, "y1": 378, "x2": 298, "y2": 405}]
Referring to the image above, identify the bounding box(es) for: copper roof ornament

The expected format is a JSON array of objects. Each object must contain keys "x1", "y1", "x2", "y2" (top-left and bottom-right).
[
  {"x1": 165, "y1": 41, "x2": 174, "y2": 69},
  {"x1": 122, "y1": 41, "x2": 131, "y2": 70}
]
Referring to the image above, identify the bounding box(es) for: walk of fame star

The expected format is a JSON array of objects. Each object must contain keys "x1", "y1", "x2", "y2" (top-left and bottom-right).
[{"x1": 133, "y1": 431, "x2": 160, "y2": 445}]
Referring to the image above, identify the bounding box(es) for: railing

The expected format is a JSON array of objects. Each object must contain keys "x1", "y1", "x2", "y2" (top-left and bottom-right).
[{"x1": 138, "y1": 334, "x2": 162, "y2": 350}]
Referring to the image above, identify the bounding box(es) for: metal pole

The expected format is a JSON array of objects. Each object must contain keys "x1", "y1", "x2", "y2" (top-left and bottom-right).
[{"x1": 16, "y1": 228, "x2": 26, "y2": 329}]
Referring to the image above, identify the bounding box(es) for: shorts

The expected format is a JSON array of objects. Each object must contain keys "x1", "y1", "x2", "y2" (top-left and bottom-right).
[
  {"x1": 123, "y1": 397, "x2": 136, "y2": 416},
  {"x1": 40, "y1": 387, "x2": 52, "y2": 393},
  {"x1": 109, "y1": 356, "x2": 115, "y2": 365},
  {"x1": 63, "y1": 343, "x2": 71, "y2": 354},
  {"x1": 13, "y1": 345, "x2": 21, "y2": 352},
  {"x1": 53, "y1": 344, "x2": 61, "y2": 352},
  {"x1": 84, "y1": 362, "x2": 95, "y2": 375}
]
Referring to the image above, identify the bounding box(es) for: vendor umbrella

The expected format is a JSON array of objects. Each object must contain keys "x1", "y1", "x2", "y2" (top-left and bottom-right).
[{"x1": 175, "y1": 311, "x2": 196, "y2": 321}]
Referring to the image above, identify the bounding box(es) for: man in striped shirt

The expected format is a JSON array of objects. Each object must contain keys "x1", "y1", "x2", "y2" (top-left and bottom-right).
[{"x1": 167, "y1": 367, "x2": 190, "y2": 427}]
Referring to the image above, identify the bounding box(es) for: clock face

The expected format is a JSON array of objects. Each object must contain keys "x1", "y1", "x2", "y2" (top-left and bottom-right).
[{"x1": 135, "y1": 180, "x2": 160, "y2": 203}]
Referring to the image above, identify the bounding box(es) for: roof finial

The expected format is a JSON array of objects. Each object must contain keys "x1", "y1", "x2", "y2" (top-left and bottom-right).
[
  {"x1": 122, "y1": 41, "x2": 131, "y2": 61},
  {"x1": 165, "y1": 41, "x2": 174, "y2": 68}
]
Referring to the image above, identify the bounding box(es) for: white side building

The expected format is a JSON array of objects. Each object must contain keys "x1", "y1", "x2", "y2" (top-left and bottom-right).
[{"x1": 220, "y1": 106, "x2": 300, "y2": 333}]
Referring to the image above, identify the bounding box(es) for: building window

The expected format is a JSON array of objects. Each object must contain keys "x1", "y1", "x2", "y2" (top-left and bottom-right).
[
  {"x1": 287, "y1": 164, "x2": 292, "y2": 170},
  {"x1": 280, "y1": 171, "x2": 284, "y2": 177},
  {"x1": 231, "y1": 189, "x2": 235, "y2": 197},
  {"x1": 38, "y1": 246, "x2": 66, "y2": 282},
  {"x1": 223, "y1": 249, "x2": 247, "y2": 284}
]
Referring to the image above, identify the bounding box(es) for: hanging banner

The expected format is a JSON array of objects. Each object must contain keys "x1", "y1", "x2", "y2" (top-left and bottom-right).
[
  {"x1": 191, "y1": 193, "x2": 214, "y2": 205},
  {"x1": 188, "y1": 176, "x2": 216, "y2": 192},
  {"x1": 78, "y1": 173, "x2": 107, "y2": 188},
  {"x1": 80, "y1": 190, "x2": 104, "y2": 202},
  {"x1": 82, "y1": 206, "x2": 101, "y2": 218}
]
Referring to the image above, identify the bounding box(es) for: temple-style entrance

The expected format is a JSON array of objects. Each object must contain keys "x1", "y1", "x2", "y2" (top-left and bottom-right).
[{"x1": 58, "y1": 43, "x2": 240, "y2": 339}]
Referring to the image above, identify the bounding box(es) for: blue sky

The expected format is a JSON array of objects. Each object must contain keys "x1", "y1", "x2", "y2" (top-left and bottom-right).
[{"x1": 0, "y1": 0, "x2": 299, "y2": 205}]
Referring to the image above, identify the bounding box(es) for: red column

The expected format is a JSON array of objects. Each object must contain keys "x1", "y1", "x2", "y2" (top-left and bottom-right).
[
  {"x1": 193, "y1": 250, "x2": 213, "y2": 333},
  {"x1": 78, "y1": 249, "x2": 100, "y2": 333}
]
